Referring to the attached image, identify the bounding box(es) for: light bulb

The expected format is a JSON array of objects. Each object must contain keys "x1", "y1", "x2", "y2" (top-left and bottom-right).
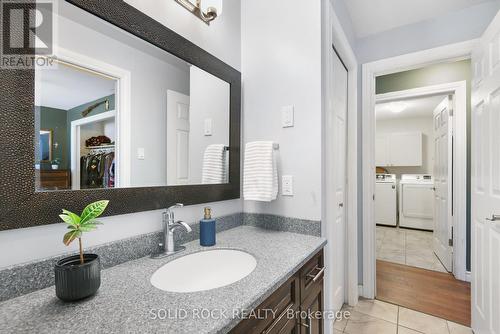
[{"x1": 201, "y1": 0, "x2": 223, "y2": 17}]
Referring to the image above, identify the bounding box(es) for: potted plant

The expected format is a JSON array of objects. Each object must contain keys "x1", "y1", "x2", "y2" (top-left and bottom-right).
[
  {"x1": 55, "y1": 200, "x2": 109, "y2": 302},
  {"x1": 51, "y1": 158, "x2": 61, "y2": 170}
]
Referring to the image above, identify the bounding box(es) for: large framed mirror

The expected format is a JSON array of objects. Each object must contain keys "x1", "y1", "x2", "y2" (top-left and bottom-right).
[{"x1": 0, "y1": 0, "x2": 241, "y2": 230}]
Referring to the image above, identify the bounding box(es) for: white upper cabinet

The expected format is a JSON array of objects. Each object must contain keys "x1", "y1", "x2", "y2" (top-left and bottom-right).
[{"x1": 376, "y1": 132, "x2": 422, "y2": 167}]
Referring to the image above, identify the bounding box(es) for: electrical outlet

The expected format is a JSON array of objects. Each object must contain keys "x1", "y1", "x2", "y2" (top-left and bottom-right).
[
  {"x1": 282, "y1": 175, "x2": 293, "y2": 196},
  {"x1": 281, "y1": 105, "x2": 294, "y2": 128}
]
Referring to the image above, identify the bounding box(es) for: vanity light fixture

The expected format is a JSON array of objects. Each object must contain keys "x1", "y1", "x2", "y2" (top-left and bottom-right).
[{"x1": 175, "y1": 0, "x2": 222, "y2": 25}]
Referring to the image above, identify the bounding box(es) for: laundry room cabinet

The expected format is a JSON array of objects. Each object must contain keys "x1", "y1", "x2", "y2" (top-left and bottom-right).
[{"x1": 376, "y1": 132, "x2": 422, "y2": 167}]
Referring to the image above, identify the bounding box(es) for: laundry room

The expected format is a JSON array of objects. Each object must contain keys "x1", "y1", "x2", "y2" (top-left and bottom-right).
[{"x1": 375, "y1": 93, "x2": 450, "y2": 272}]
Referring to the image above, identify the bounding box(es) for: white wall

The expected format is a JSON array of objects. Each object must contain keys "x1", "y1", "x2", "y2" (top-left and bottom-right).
[
  {"x1": 376, "y1": 116, "x2": 434, "y2": 178},
  {"x1": 124, "y1": 0, "x2": 241, "y2": 71},
  {"x1": 0, "y1": 1, "x2": 242, "y2": 269},
  {"x1": 188, "y1": 66, "x2": 230, "y2": 184},
  {"x1": 241, "y1": 0, "x2": 323, "y2": 221}
]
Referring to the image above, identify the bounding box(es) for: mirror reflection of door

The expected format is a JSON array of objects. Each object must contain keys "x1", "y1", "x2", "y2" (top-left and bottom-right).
[
  {"x1": 35, "y1": 60, "x2": 117, "y2": 191},
  {"x1": 33, "y1": 1, "x2": 231, "y2": 192}
]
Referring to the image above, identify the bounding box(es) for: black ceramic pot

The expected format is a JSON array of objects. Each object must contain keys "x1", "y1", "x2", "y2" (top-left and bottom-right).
[{"x1": 55, "y1": 254, "x2": 101, "y2": 302}]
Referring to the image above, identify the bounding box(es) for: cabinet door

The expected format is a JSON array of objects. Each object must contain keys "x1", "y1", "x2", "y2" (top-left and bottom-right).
[
  {"x1": 300, "y1": 280, "x2": 324, "y2": 334},
  {"x1": 375, "y1": 134, "x2": 389, "y2": 166},
  {"x1": 389, "y1": 132, "x2": 422, "y2": 166},
  {"x1": 231, "y1": 275, "x2": 300, "y2": 334}
]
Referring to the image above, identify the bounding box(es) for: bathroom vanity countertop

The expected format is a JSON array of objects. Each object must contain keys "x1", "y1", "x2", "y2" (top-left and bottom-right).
[{"x1": 0, "y1": 226, "x2": 326, "y2": 334}]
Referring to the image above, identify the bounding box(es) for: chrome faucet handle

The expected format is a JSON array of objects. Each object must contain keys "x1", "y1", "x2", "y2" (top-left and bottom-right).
[
  {"x1": 167, "y1": 203, "x2": 184, "y2": 211},
  {"x1": 171, "y1": 220, "x2": 192, "y2": 233}
]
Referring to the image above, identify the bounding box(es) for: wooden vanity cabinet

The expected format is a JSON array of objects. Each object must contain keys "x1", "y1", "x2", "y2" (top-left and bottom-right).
[{"x1": 231, "y1": 249, "x2": 324, "y2": 334}]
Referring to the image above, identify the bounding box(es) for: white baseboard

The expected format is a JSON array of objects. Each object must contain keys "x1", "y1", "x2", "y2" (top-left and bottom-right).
[{"x1": 465, "y1": 271, "x2": 471, "y2": 282}]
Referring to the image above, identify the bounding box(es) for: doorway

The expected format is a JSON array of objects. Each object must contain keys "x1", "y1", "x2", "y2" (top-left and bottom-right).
[
  {"x1": 364, "y1": 60, "x2": 471, "y2": 325},
  {"x1": 375, "y1": 93, "x2": 452, "y2": 273}
]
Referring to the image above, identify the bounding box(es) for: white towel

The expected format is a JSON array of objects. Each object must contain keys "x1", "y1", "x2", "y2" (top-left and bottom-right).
[
  {"x1": 243, "y1": 141, "x2": 278, "y2": 202},
  {"x1": 202, "y1": 144, "x2": 227, "y2": 184}
]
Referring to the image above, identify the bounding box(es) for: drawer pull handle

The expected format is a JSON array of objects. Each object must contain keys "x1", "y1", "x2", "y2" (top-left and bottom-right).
[{"x1": 306, "y1": 266, "x2": 325, "y2": 282}]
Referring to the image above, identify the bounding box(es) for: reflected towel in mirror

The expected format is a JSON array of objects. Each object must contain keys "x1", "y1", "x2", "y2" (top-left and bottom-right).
[{"x1": 202, "y1": 144, "x2": 228, "y2": 184}]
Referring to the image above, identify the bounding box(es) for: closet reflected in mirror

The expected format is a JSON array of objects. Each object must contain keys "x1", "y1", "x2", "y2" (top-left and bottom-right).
[{"x1": 34, "y1": 2, "x2": 230, "y2": 191}]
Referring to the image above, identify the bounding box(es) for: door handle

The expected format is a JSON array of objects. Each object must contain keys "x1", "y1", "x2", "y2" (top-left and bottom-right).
[
  {"x1": 339, "y1": 203, "x2": 344, "y2": 208},
  {"x1": 486, "y1": 215, "x2": 500, "y2": 222}
]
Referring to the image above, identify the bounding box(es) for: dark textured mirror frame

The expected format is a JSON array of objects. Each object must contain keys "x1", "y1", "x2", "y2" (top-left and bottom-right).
[{"x1": 0, "y1": 0, "x2": 241, "y2": 231}]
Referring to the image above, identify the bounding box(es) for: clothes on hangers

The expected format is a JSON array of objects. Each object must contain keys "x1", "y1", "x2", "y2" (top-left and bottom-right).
[{"x1": 80, "y1": 151, "x2": 115, "y2": 189}]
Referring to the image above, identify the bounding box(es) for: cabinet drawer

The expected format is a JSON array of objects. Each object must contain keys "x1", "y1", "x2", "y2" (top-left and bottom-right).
[
  {"x1": 300, "y1": 250, "x2": 324, "y2": 303},
  {"x1": 230, "y1": 275, "x2": 300, "y2": 334}
]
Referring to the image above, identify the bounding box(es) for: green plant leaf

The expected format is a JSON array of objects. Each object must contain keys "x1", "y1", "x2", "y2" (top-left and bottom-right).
[
  {"x1": 63, "y1": 230, "x2": 81, "y2": 246},
  {"x1": 79, "y1": 224, "x2": 98, "y2": 232},
  {"x1": 62, "y1": 209, "x2": 81, "y2": 224},
  {"x1": 59, "y1": 214, "x2": 77, "y2": 227},
  {"x1": 80, "y1": 219, "x2": 103, "y2": 228},
  {"x1": 80, "y1": 200, "x2": 109, "y2": 225}
]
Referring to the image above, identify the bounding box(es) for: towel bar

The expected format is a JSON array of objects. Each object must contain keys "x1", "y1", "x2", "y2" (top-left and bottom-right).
[{"x1": 225, "y1": 143, "x2": 279, "y2": 151}]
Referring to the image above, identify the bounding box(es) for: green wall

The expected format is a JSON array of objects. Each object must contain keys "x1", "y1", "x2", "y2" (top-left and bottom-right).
[
  {"x1": 35, "y1": 94, "x2": 116, "y2": 171},
  {"x1": 376, "y1": 59, "x2": 472, "y2": 271},
  {"x1": 66, "y1": 95, "x2": 116, "y2": 165},
  {"x1": 38, "y1": 106, "x2": 69, "y2": 169}
]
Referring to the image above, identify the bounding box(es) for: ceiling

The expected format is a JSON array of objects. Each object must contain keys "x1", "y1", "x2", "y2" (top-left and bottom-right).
[
  {"x1": 376, "y1": 95, "x2": 447, "y2": 120},
  {"x1": 35, "y1": 62, "x2": 116, "y2": 110},
  {"x1": 344, "y1": 0, "x2": 495, "y2": 38}
]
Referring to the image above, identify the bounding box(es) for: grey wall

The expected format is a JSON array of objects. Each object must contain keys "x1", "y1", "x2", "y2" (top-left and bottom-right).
[
  {"x1": 356, "y1": 1, "x2": 500, "y2": 64},
  {"x1": 188, "y1": 67, "x2": 230, "y2": 184},
  {"x1": 242, "y1": 0, "x2": 323, "y2": 220},
  {"x1": 375, "y1": 59, "x2": 472, "y2": 271}
]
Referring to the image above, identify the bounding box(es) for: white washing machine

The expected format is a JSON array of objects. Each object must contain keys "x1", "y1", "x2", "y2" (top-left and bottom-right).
[
  {"x1": 399, "y1": 174, "x2": 434, "y2": 231},
  {"x1": 375, "y1": 174, "x2": 397, "y2": 226}
]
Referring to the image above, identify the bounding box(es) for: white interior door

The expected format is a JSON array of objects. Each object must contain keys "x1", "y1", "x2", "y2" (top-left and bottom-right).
[
  {"x1": 326, "y1": 48, "x2": 348, "y2": 311},
  {"x1": 433, "y1": 96, "x2": 453, "y2": 272},
  {"x1": 166, "y1": 90, "x2": 190, "y2": 185},
  {"x1": 471, "y1": 11, "x2": 500, "y2": 334}
]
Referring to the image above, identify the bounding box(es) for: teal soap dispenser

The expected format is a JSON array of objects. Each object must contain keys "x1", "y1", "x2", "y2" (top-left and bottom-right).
[{"x1": 200, "y1": 207, "x2": 216, "y2": 246}]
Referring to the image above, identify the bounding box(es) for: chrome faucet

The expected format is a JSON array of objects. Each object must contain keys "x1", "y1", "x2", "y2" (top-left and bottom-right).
[{"x1": 152, "y1": 203, "x2": 192, "y2": 259}]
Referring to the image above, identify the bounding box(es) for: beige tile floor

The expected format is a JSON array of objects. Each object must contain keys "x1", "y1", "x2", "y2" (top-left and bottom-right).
[
  {"x1": 334, "y1": 299, "x2": 472, "y2": 334},
  {"x1": 376, "y1": 226, "x2": 447, "y2": 273}
]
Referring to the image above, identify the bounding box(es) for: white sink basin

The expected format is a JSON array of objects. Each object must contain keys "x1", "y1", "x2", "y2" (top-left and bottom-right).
[{"x1": 150, "y1": 249, "x2": 257, "y2": 293}]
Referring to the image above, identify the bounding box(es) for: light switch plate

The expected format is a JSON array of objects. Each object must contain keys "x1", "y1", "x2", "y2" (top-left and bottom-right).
[
  {"x1": 137, "y1": 148, "x2": 145, "y2": 160},
  {"x1": 204, "y1": 118, "x2": 213, "y2": 136},
  {"x1": 281, "y1": 105, "x2": 294, "y2": 128},
  {"x1": 282, "y1": 175, "x2": 293, "y2": 196}
]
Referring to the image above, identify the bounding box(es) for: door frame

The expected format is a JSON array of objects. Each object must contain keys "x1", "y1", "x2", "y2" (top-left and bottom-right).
[
  {"x1": 321, "y1": 0, "x2": 359, "y2": 313},
  {"x1": 44, "y1": 46, "x2": 132, "y2": 188},
  {"x1": 362, "y1": 40, "x2": 477, "y2": 298},
  {"x1": 71, "y1": 110, "x2": 116, "y2": 189}
]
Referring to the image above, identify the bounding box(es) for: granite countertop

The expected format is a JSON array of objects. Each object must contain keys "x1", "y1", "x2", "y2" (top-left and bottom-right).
[{"x1": 0, "y1": 226, "x2": 326, "y2": 334}]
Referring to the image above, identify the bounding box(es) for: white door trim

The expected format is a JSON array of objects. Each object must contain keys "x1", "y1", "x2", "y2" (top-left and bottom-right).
[
  {"x1": 362, "y1": 40, "x2": 477, "y2": 298},
  {"x1": 50, "y1": 46, "x2": 132, "y2": 188},
  {"x1": 321, "y1": 0, "x2": 359, "y2": 314},
  {"x1": 71, "y1": 110, "x2": 116, "y2": 189}
]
